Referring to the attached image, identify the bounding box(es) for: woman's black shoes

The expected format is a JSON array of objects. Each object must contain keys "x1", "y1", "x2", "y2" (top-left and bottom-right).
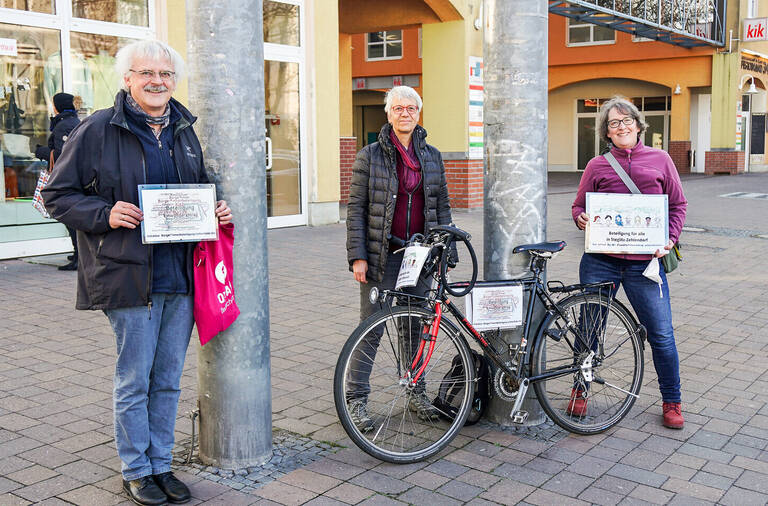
[
  {"x1": 153, "y1": 472, "x2": 191, "y2": 503},
  {"x1": 122, "y1": 476, "x2": 167, "y2": 505}
]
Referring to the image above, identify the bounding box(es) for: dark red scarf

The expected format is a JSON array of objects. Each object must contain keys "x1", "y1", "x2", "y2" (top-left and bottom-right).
[{"x1": 389, "y1": 129, "x2": 421, "y2": 193}]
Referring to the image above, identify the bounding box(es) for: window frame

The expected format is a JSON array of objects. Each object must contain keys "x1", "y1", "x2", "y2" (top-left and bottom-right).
[
  {"x1": 365, "y1": 30, "x2": 403, "y2": 61},
  {"x1": 566, "y1": 18, "x2": 616, "y2": 47}
]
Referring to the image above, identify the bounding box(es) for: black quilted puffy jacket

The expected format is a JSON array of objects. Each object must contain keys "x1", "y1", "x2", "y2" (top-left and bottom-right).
[{"x1": 346, "y1": 122, "x2": 454, "y2": 283}]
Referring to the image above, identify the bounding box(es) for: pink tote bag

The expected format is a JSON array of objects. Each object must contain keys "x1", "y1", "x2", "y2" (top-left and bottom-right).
[{"x1": 193, "y1": 223, "x2": 240, "y2": 346}]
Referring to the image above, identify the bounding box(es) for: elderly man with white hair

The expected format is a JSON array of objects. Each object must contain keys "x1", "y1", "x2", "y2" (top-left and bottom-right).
[
  {"x1": 43, "y1": 40, "x2": 232, "y2": 505},
  {"x1": 345, "y1": 85, "x2": 456, "y2": 432}
]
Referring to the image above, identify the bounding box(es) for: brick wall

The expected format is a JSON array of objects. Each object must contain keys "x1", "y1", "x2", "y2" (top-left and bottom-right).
[
  {"x1": 339, "y1": 137, "x2": 357, "y2": 204},
  {"x1": 668, "y1": 141, "x2": 691, "y2": 174},
  {"x1": 444, "y1": 159, "x2": 484, "y2": 209},
  {"x1": 704, "y1": 150, "x2": 745, "y2": 175}
]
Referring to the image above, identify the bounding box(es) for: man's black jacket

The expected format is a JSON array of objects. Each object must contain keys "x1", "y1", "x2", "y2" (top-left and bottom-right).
[
  {"x1": 346, "y1": 123, "x2": 454, "y2": 283},
  {"x1": 42, "y1": 91, "x2": 208, "y2": 310}
]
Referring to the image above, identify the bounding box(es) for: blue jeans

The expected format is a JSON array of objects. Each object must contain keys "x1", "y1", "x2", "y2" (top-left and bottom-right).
[
  {"x1": 104, "y1": 294, "x2": 194, "y2": 481},
  {"x1": 579, "y1": 254, "x2": 681, "y2": 403}
]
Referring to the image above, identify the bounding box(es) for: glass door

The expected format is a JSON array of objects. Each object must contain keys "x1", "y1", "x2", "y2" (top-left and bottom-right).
[
  {"x1": 265, "y1": 59, "x2": 302, "y2": 224},
  {"x1": 264, "y1": 0, "x2": 305, "y2": 228}
]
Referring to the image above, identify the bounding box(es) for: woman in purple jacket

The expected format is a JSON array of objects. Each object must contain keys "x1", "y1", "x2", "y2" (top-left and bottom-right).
[{"x1": 572, "y1": 96, "x2": 688, "y2": 430}]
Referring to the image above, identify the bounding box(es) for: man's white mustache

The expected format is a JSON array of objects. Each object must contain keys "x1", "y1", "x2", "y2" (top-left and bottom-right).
[{"x1": 143, "y1": 85, "x2": 168, "y2": 92}]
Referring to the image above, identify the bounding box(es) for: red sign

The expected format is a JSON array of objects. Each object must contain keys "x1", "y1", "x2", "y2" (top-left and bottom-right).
[
  {"x1": 744, "y1": 18, "x2": 768, "y2": 41},
  {"x1": 354, "y1": 78, "x2": 366, "y2": 90},
  {"x1": 392, "y1": 75, "x2": 403, "y2": 87}
]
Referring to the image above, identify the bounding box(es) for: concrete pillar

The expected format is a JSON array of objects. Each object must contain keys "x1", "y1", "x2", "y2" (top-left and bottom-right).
[
  {"x1": 483, "y1": 0, "x2": 548, "y2": 426},
  {"x1": 186, "y1": 0, "x2": 272, "y2": 468}
]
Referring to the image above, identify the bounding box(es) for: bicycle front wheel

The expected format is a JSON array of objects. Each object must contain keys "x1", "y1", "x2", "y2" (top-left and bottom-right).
[
  {"x1": 532, "y1": 293, "x2": 644, "y2": 435},
  {"x1": 334, "y1": 306, "x2": 474, "y2": 463}
]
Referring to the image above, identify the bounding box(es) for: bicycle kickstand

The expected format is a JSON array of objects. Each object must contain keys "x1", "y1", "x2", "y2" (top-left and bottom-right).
[{"x1": 510, "y1": 378, "x2": 530, "y2": 424}]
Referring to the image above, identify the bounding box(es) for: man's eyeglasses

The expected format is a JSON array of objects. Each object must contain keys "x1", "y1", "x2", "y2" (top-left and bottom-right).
[
  {"x1": 607, "y1": 117, "x2": 636, "y2": 129},
  {"x1": 391, "y1": 105, "x2": 418, "y2": 115},
  {"x1": 130, "y1": 69, "x2": 176, "y2": 81}
]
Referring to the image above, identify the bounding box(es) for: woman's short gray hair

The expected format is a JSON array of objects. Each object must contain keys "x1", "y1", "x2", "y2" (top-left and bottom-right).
[
  {"x1": 598, "y1": 96, "x2": 649, "y2": 145},
  {"x1": 115, "y1": 40, "x2": 186, "y2": 91},
  {"x1": 384, "y1": 86, "x2": 423, "y2": 114}
]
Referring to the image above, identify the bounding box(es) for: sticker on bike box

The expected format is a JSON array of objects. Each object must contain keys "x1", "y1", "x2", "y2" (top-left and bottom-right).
[
  {"x1": 465, "y1": 284, "x2": 524, "y2": 330},
  {"x1": 395, "y1": 245, "x2": 431, "y2": 290}
]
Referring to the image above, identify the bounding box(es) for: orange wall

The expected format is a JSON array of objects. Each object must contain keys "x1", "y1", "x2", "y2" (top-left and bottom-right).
[
  {"x1": 550, "y1": 56, "x2": 712, "y2": 91},
  {"x1": 351, "y1": 28, "x2": 422, "y2": 78},
  {"x1": 549, "y1": 14, "x2": 713, "y2": 66}
]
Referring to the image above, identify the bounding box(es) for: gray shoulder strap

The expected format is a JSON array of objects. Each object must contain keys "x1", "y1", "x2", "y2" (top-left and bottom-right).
[{"x1": 603, "y1": 152, "x2": 641, "y2": 194}]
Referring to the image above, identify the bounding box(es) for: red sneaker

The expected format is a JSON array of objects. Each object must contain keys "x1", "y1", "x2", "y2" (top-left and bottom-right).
[
  {"x1": 566, "y1": 389, "x2": 588, "y2": 417},
  {"x1": 662, "y1": 402, "x2": 684, "y2": 429}
]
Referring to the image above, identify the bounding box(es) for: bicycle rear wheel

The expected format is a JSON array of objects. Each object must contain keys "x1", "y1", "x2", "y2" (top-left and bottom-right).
[
  {"x1": 334, "y1": 305, "x2": 474, "y2": 463},
  {"x1": 531, "y1": 293, "x2": 644, "y2": 434}
]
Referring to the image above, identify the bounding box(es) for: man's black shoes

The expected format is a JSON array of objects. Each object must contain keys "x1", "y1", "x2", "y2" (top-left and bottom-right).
[
  {"x1": 122, "y1": 476, "x2": 167, "y2": 505},
  {"x1": 153, "y1": 472, "x2": 191, "y2": 504}
]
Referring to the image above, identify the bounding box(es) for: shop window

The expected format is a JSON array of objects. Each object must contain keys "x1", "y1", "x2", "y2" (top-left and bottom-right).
[
  {"x1": 263, "y1": 0, "x2": 300, "y2": 46},
  {"x1": 72, "y1": 0, "x2": 149, "y2": 27},
  {"x1": 567, "y1": 18, "x2": 615, "y2": 46},
  {"x1": 1, "y1": 23, "x2": 60, "y2": 204},
  {"x1": 70, "y1": 32, "x2": 138, "y2": 113},
  {"x1": 748, "y1": 0, "x2": 759, "y2": 17},
  {"x1": 367, "y1": 30, "x2": 402, "y2": 60},
  {"x1": 0, "y1": 0, "x2": 53, "y2": 14}
]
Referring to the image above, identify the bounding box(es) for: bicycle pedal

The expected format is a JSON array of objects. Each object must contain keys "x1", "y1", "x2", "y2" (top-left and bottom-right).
[{"x1": 512, "y1": 411, "x2": 529, "y2": 424}]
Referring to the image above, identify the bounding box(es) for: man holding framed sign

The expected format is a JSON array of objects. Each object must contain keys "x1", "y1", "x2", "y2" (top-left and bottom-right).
[
  {"x1": 572, "y1": 96, "x2": 687, "y2": 431},
  {"x1": 43, "y1": 40, "x2": 231, "y2": 505}
]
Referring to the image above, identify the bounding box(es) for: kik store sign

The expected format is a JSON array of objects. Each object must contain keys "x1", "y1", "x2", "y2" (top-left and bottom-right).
[{"x1": 744, "y1": 18, "x2": 768, "y2": 42}]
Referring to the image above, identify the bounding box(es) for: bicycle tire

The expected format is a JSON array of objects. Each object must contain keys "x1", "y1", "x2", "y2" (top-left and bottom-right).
[
  {"x1": 531, "y1": 293, "x2": 644, "y2": 435},
  {"x1": 334, "y1": 306, "x2": 474, "y2": 463}
]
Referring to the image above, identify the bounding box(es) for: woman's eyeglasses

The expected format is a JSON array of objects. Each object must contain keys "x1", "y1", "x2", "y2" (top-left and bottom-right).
[
  {"x1": 391, "y1": 105, "x2": 418, "y2": 115},
  {"x1": 607, "y1": 117, "x2": 636, "y2": 129}
]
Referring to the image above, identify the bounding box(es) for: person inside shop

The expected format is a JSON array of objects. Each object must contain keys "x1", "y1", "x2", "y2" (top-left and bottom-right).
[
  {"x1": 35, "y1": 92, "x2": 81, "y2": 271},
  {"x1": 345, "y1": 85, "x2": 456, "y2": 432},
  {"x1": 42, "y1": 40, "x2": 232, "y2": 505},
  {"x1": 572, "y1": 96, "x2": 687, "y2": 429}
]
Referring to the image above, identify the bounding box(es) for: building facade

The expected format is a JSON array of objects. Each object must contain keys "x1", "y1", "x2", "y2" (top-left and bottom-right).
[{"x1": 2, "y1": 0, "x2": 761, "y2": 259}]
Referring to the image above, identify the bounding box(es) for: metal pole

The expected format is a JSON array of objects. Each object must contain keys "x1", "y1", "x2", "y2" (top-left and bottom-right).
[
  {"x1": 186, "y1": 0, "x2": 272, "y2": 468},
  {"x1": 483, "y1": 0, "x2": 548, "y2": 426}
]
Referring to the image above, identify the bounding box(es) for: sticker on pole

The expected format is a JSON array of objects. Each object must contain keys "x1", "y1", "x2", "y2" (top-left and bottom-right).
[{"x1": 395, "y1": 245, "x2": 431, "y2": 290}]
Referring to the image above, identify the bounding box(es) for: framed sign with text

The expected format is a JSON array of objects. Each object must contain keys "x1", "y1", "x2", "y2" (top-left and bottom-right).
[
  {"x1": 138, "y1": 184, "x2": 218, "y2": 244},
  {"x1": 585, "y1": 192, "x2": 668, "y2": 254}
]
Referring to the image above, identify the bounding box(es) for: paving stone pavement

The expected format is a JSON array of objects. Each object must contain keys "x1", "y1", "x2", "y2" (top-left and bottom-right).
[{"x1": 1, "y1": 172, "x2": 768, "y2": 505}]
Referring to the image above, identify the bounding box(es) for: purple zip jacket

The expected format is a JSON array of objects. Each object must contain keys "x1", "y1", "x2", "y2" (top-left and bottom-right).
[{"x1": 572, "y1": 141, "x2": 688, "y2": 261}]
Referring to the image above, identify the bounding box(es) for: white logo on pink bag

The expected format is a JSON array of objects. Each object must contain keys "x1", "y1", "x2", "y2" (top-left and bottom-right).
[{"x1": 214, "y1": 260, "x2": 227, "y2": 284}]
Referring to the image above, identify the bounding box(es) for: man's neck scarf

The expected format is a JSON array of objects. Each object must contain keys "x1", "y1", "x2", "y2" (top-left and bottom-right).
[{"x1": 125, "y1": 92, "x2": 170, "y2": 136}]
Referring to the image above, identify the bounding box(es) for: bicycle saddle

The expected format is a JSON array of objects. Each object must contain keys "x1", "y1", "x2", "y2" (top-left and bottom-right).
[{"x1": 513, "y1": 241, "x2": 566, "y2": 254}]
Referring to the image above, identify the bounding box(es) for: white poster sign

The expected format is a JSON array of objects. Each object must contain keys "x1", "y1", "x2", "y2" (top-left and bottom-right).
[
  {"x1": 465, "y1": 284, "x2": 523, "y2": 331},
  {"x1": 395, "y1": 245, "x2": 431, "y2": 290},
  {"x1": 585, "y1": 193, "x2": 669, "y2": 254},
  {"x1": 139, "y1": 184, "x2": 219, "y2": 244}
]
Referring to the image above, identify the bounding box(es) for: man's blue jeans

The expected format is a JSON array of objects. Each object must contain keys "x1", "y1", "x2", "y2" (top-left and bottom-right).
[
  {"x1": 579, "y1": 253, "x2": 681, "y2": 403},
  {"x1": 104, "y1": 294, "x2": 194, "y2": 481}
]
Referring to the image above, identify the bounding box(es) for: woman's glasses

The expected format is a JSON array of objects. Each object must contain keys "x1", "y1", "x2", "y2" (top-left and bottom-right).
[{"x1": 607, "y1": 117, "x2": 636, "y2": 129}]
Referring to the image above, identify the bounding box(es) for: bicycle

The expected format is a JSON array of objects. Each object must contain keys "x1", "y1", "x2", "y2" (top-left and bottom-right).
[{"x1": 334, "y1": 225, "x2": 646, "y2": 464}]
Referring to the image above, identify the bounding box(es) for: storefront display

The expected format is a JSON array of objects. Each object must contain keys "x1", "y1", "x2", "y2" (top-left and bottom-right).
[{"x1": 0, "y1": 1, "x2": 152, "y2": 259}]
